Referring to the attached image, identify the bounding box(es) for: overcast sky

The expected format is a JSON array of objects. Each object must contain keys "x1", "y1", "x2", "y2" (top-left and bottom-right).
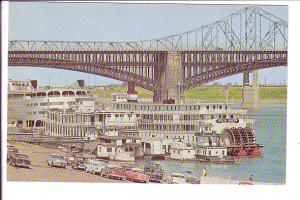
[{"x1": 8, "y1": 2, "x2": 288, "y2": 87}]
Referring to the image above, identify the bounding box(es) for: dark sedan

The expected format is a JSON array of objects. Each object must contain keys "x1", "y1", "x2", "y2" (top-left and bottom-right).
[{"x1": 9, "y1": 153, "x2": 31, "y2": 168}]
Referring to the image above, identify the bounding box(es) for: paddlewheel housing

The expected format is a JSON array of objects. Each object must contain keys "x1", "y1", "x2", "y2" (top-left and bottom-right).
[{"x1": 221, "y1": 127, "x2": 263, "y2": 156}]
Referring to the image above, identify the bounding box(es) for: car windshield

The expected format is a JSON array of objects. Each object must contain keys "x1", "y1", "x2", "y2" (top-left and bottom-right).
[
  {"x1": 94, "y1": 161, "x2": 106, "y2": 165},
  {"x1": 132, "y1": 169, "x2": 145, "y2": 173},
  {"x1": 52, "y1": 155, "x2": 64, "y2": 159},
  {"x1": 110, "y1": 166, "x2": 121, "y2": 170},
  {"x1": 172, "y1": 174, "x2": 185, "y2": 178},
  {"x1": 16, "y1": 154, "x2": 28, "y2": 159}
]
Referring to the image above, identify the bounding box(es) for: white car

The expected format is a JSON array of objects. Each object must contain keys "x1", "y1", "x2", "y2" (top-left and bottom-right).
[
  {"x1": 85, "y1": 159, "x2": 107, "y2": 175},
  {"x1": 171, "y1": 173, "x2": 187, "y2": 184},
  {"x1": 47, "y1": 154, "x2": 67, "y2": 168}
]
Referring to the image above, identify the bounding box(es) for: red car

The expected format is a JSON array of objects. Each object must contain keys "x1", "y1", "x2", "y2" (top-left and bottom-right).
[
  {"x1": 125, "y1": 168, "x2": 150, "y2": 183},
  {"x1": 101, "y1": 165, "x2": 126, "y2": 180}
]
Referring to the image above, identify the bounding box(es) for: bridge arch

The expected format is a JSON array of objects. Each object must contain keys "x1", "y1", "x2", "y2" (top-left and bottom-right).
[
  {"x1": 8, "y1": 57, "x2": 157, "y2": 91},
  {"x1": 183, "y1": 60, "x2": 287, "y2": 91}
]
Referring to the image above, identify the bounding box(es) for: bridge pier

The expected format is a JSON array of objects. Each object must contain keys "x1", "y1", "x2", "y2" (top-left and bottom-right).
[
  {"x1": 241, "y1": 70, "x2": 260, "y2": 109},
  {"x1": 153, "y1": 52, "x2": 184, "y2": 104}
]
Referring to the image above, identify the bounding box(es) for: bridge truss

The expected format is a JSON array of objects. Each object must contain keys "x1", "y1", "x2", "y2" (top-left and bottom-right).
[{"x1": 8, "y1": 6, "x2": 288, "y2": 92}]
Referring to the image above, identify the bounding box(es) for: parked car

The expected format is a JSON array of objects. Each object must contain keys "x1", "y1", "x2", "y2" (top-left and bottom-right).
[
  {"x1": 183, "y1": 170, "x2": 200, "y2": 184},
  {"x1": 238, "y1": 181, "x2": 254, "y2": 185},
  {"x1": 144, "y1": 161, "x2": 163, "y2": 172},
  {"x1": 101, "y1": 164, "x2": 126, "y2": 180},
  {"x1": 47, "y1": 154, "x2": 67, "y2": 168},
  {"x1": 144, "y1": 161, "x2": 165, "y2": 183},
  {"x1": 125, "y1": 168, "x2": 150, "y2": 183},
  {"x1": 170, "y1": 173, "x2": 187, "y2": 184},
  {"x1": 7, "y1": 145, "x2": 18, "y2": 163},
  {"x1": 9, "y1": 153, "x2": 31, "y2": 168},
  {"x1": 146, "y1": 171, "x2": 165, "y2": 183},
  {"x1": 66, "y1": 156, "x2": 75, "y2": 166},
  {"x1": 85, "y1": 159, "x2": 107, "y2": 175},
  {"x1": 186, "y1": 176, "x2": 200, "y2": 184},
  {"x1": 71, "y1": 158, "x2": 86, "y2": 170}
]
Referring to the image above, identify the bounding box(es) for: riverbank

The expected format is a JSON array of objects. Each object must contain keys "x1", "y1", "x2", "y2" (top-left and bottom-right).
[
  {"x1": 7, "y1": 141, "x2": 125, "y2": 183},
  {"x1": 91, "y1": 85, "x2": 287, "y2": 104},
  {"x1": 7, "y1": 141, "x2": 268, "y2": 184}
]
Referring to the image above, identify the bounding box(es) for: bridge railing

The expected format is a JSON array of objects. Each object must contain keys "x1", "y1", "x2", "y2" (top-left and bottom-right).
[{"x1": 8, "y1": 6, "x2": 287, "y2": 52}]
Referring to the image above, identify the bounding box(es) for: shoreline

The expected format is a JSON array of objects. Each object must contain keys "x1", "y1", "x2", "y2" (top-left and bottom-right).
[{"x1": 7, "y1": 141, "x2": 282, "y2": 184}]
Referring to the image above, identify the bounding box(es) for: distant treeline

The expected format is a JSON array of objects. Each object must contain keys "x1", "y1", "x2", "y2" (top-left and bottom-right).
[{"x1": 91, "y1": 85, "x2": 287, "y2": 103}]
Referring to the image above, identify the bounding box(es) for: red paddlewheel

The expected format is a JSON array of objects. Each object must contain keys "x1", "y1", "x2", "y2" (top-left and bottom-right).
[
  {"x1": 237, "y1": 149, "x2": 247, "y2": 156},
  {"x1": 251, "y1": 148, "x2": 262, "y2": 157}
]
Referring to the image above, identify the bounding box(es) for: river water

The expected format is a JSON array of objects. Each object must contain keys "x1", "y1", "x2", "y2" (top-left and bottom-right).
[{"x1": 135, "y1": 104, "x2": 287, "y2": 184}]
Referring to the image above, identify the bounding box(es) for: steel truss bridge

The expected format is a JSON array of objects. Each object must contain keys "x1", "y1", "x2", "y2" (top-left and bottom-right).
[{"x1": 8, "y1": 6, "x2": 288, "y2": 102}]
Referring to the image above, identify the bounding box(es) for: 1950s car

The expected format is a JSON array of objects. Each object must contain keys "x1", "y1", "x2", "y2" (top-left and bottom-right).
[
  {"x1": 85, "y1": 159, "x2": 107, "y2": 175},
  {"x1": 170, "y1": 173, "x2": 187, "y2": 184},
  {"x1": 71, "y1": 158, "x2": 86, "y2": 170},
  {"x1": 125, "y1": 168, "x2": 150, "y2": 183},
  {"x1": 184, "y1": 170, "x2": 200, "y2": 184},
  {"x1": 9, "y1": 153, "x2": 31, "y2": 168},
  {"x1": 47, "y1": 154, "x2": 67, "y2": 168},
  {"x1": 101, "y1": 164, "x2": 126, "y2": 180},
  {"x1": 144, "y1": 161, "x2": 165, "y2": 183}
]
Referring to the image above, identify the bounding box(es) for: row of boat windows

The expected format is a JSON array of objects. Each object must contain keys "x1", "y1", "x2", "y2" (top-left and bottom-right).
[
  {"x1": 141, "y1": 133, "x2": 194, "y2": 142},
  {"x1": 47, "y1": 112, "x2": 137, "y2": 123},
  {"x1": 141, "y1": 114, "x2": 234, "y2": 121},
  {"x1": 196, "y1": 150, "x2": 226, "y2": 156},
  {"x1": 104, "y1": 126, "x2": 138, "y2": 132},
  {"x1": 172, "y1": 150, "x2": 193, "y2": 154},
  {"x1": 46, "y1": 124, "x2": 89, "y2": 138},
  {"x1": 17, "y1": 120, "x2": 44, "y2": 127},
  {"x1": 27, "y1": 101, "x2": 76, "y2": 107},
  {"x1": 31, "y1": 111, "x2": 47, "y2": 115},
  {"x1": 139, "y1": 124, "x2": 198, "y2": 131},
  {"x1": 114, "y1": 104, "x2": 228, "y2": 111},
  {"x1": 32, "y1": 91, "x2": 87, "y2": 97},
  {"x1": 8, "y1": 91, "x2": 87, "y2": 99}
]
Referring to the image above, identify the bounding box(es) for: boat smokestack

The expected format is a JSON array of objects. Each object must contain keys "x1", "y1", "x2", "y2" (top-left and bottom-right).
[
  {"x1": 31, "y1": 80, "x2": 37, "y2": 89},
  {"x1": 127, "y1": 80, "x2": 137, "y2": 94},
  {"x1": 77, "y1": 80, "x2": 85, "y2": 88}
]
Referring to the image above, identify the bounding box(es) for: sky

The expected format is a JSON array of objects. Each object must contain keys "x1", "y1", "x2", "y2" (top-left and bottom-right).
[{"x1": 8, "y1": 2, "x2": 288, "y2": 87}]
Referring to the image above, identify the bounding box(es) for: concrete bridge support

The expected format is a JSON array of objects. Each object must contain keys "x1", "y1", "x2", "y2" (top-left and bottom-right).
[
  {"x1": 241, "y1": 70, "x2": 260, "y2": 109},
  {"x1": 153, "y1": 52, "x2": 184, "y2": 103}
]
